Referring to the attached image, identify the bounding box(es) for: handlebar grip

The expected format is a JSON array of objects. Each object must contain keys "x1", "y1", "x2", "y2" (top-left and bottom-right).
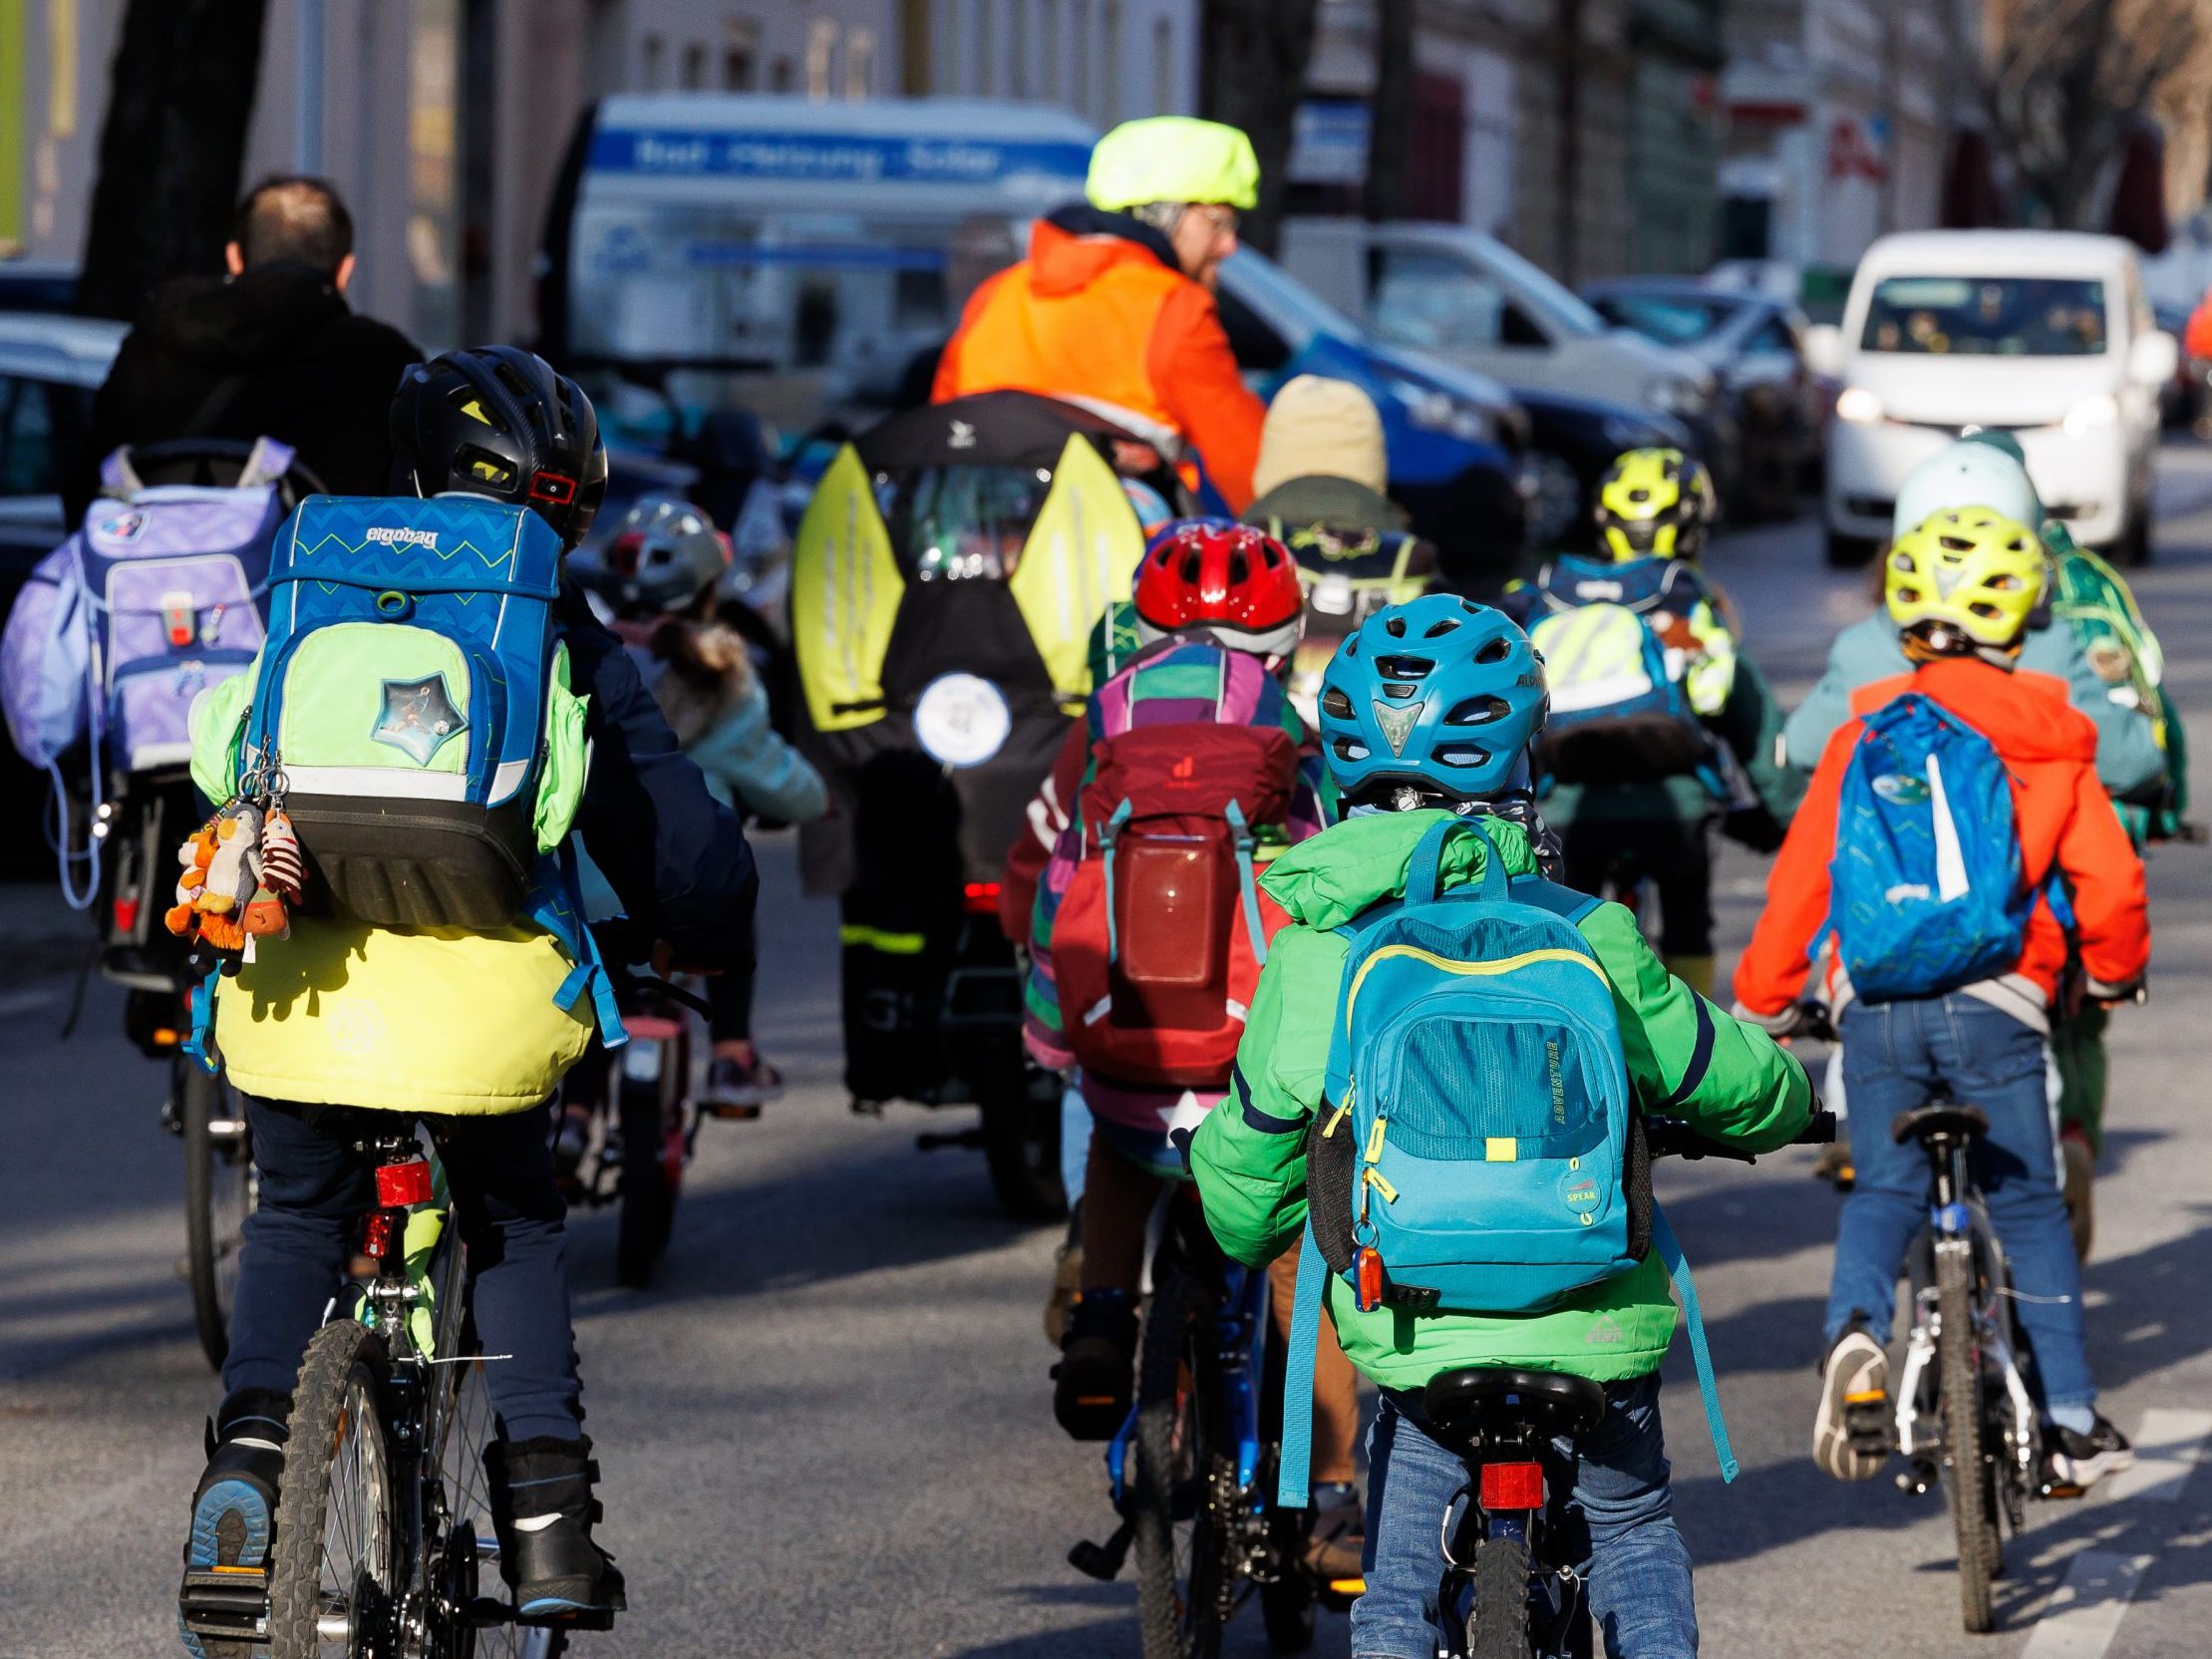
[{"x1": 1795, "y1": 1109, "x2": 1838, "y2": 1147}]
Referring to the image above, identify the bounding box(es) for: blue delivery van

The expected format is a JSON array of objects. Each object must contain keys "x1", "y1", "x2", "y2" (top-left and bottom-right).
[{"x1": 540, "y1": 94, "x2": 1529, "y2": 573}]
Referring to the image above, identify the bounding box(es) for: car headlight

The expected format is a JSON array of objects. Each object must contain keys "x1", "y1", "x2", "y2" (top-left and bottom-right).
[
  {"x1": 1646, "y1": 375, "x2": 1712, "y2": 417},
  {"x1": 2062, "y1": 393, "x2": 2119, "y2": 435},
  {"x1": 1390, "y1": 378, "x2": 1491, "y2": 444},
  {"x1": 1835, "y1": 386, "x2": 1884, "y2": 425}
]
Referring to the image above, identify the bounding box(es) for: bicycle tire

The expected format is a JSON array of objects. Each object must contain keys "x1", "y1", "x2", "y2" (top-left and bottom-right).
[
  {"x1": 1937, "y1": 1247, "x2": 1999, "y2": 1633},
  {"x1": 1259, "y1": 1563, "x2": 1316, "y2": 1653},
  {"x1": 265, "y1": 1321, "x2": 399, "y2": 1659},
  {"x1": 615, "y1": 1067, "x2": 680, "y2": 1288},
  {"x1": 977, "y1": 1055, "x2": 1066, "y2": 1223},
  {"x1": 1133, "y1": 1268, "x2": 1227, "y2": 1659},
  {"x1": 1466, "y1": 1531, "x2": 1535, "y2": 1659},
  {"x1": 181, "y1": 1062, "x2": 251, "y2": 1372}
]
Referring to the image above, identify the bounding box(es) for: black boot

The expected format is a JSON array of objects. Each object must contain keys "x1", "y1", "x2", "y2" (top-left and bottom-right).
[
  {"x1": 485, "y1": 1436, "x2": 627, "y2": 1621},
  {"x1": 1053, "y1": 1288, "x2": 1139, "y2": 1442},
  {"x1": 179, "y1": 1390, "x2": 292, "y2": 1659}
]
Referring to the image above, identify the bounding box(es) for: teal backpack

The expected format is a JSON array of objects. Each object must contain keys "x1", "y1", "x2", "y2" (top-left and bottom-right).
[{"x1": 1277, "y1": 816, "x2": 1737, "y2": 1502}]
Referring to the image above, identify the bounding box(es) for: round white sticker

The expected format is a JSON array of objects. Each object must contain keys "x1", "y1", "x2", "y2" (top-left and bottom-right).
[{"x1": 913, "y1": 673, "x2": 1013, "y2": 769}]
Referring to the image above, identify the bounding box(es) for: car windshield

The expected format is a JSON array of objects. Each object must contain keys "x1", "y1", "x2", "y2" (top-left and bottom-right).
[
  {"x1": 1859, "y1": 276, "x2": 2109, "y2": 357},
  {"x1": 1472, "y1": 237, "x2": 1606, "y2": 339},
  {"x1": 1592, "y1": 293, "x2": 1744, "y2": 347},
  {"x1": 1219, "y1": 248, "x2": 1366, "y2": 354}
]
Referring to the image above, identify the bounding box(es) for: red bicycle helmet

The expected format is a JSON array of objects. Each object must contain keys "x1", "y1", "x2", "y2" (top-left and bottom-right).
[{"x1": 1132, "y1": 521, "x2": 1305, "y2": 659}]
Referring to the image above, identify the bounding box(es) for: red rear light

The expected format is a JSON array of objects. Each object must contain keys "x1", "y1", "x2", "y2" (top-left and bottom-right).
[
  {"x1": 375, "y1": 1159, "x2": 436, "y2": 1208},
  {"x1": 113, "y1": 896, "x2": 141, "y2": 934},
  {"x1": 963, "y1": 880, "x2": 1001, "y2": 915},
  {"x1": 360, "y1": 1211, "x2": 395, "y2": 1260},
  {"x1": 1479, "y1": 1461, "x2": 1544, "y2": 1511}
]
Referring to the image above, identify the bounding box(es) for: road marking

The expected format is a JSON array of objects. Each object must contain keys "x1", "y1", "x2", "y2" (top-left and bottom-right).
[
  {"x1": 2100, "y1": 1408, "x2": 2212, "y2": 1504},
  {"x1": 2021, "y1": 1551, "x2": 2153, "y2": 1659}
]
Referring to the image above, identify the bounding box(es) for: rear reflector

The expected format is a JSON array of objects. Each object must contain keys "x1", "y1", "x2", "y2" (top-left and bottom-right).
[
  {"x1": 375, "y1": 1159, "x2": 435, "y2": 1208},
  {"x1": 963, "y1": 880, "x2": 1001, "y2": 915},
  {"x1": 1479, "y1": 1460, "x2": 1544, "y2": 1511}
]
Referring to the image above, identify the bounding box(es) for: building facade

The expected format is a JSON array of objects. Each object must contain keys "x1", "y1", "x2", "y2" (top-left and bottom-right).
[{"x1": 2, "y1": 0, "x2": 1195, "y2": 345}]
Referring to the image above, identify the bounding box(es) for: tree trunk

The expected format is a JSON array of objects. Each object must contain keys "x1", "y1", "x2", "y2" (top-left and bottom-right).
[
  {"x1": 1199, "y1": 0, "x2": 1324, "y2": 255},
  {"x1": 1365, "y1": 0, "x2": 1417, "y2": 223},
  {"x1": 77, "y1": 0, "x2": 271, "y2": 322}
]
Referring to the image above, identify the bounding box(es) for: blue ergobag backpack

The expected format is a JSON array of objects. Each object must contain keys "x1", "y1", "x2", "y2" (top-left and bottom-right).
[
  {"x1": 1827, "y1": 694, "x2": 2041, "y2": 1003},
  {"x1": 1278, "y1": 816, "x2": 1740, "y2": 1502}
]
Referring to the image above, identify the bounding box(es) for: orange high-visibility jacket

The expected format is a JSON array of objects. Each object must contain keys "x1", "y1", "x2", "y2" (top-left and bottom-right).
[{"x1": 934, "y1": 215, "x2": 1266, "y2": 510}]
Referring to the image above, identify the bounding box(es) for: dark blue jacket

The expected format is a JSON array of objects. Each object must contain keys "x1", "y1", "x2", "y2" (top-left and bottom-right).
[{"x1": 560, "y1": 584, "x2": 758, "y2": 970}]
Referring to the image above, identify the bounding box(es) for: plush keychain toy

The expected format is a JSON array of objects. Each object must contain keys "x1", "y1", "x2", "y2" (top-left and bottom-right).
[{"x1": 165, "y1": 801, "x2": 303, "y2": 957}]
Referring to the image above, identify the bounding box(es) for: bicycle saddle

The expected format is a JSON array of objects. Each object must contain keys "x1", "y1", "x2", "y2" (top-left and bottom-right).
[
  {"x1": 1890, "y1": 1103, "x2": 1991, "y2": 1146},
  {"x1": 1422, "y1": 1367, "x2": 1609, "y2": 1444}
]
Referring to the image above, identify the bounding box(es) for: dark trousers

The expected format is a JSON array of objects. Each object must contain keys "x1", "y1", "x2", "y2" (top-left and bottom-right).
[
  {"x1": 226, "y1": 1096, "x2": 584, "y2": 1444},
  {"x1": 1560, "y1": 816, "x2": 1714, "y2": 960},
  {"x1": 707, "y1": 919, "x2": 758, "y2": 1043}
]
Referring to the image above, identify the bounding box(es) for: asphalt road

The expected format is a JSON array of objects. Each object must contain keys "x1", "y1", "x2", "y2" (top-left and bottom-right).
[{"x1": 6, "y1": 453, "x2": 2212, "y2": 1659}]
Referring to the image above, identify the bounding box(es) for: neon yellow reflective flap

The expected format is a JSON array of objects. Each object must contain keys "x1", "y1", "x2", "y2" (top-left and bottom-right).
[
  {"x1": 791, "y1": 443, "x2": 904, "y2": 734},
  {"x1": 1007, "y1": 436, "x2": 1146, "y2": 709}
]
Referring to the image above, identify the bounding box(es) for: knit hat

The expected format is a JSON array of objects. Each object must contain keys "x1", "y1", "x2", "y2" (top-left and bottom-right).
[{"x1": 1252, "y1": 376, "x2": 1389, "y2": 500}]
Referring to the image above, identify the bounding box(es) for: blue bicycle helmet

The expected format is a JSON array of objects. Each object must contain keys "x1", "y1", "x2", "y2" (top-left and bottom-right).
[{"x1": 1316, "y1": 594, "x2": 1547, "y2": 803}]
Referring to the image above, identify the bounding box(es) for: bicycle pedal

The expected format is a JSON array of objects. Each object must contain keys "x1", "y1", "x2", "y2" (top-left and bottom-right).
[
  {"x1": 180, "y1": 1565, "x2": 268, "y2": 1640},
  {"x1": 2041, "y1": 1480, "x2": 2088, "y2": 1501}
]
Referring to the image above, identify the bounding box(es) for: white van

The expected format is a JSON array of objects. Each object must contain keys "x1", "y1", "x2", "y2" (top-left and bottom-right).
[{"x1": 1807, "y1": 230, "x2": 2177, "y2": 565}]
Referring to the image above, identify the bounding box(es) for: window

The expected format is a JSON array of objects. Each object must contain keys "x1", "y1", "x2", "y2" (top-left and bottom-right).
[
  {"x1": 1041, "y1": 0, "x2": 1060, "y2": 99},
  {"x1": 770, "y1": 56, "x2": 794, "y2": 91},
  {"x1": 723, "y1": 18, "x2": 758, "y2": 89},
  {"x1": 846, "y1": 26, "x2": 874, "y2": 96},
  {"x1": 976, "y1": 0, "x2": 994, "y2": 95},
  {"x1": 1102, "y1": 0, "x2": 1121, "y2": 122},
  {"x1": 1745, "y1": 316, "x2": 1798, "y2": 356},
  {"x1": 1151, "y1": 15, "x2": 1173, "y2": 115},
  {"x1": 1011, "y1": 0, "x2": 1029, "y2": 98},
  {"x1": 805, "y1": 19, "x2": 838, "y2": 97},
  {"x1": 681, "y1": 42, "x2": 707, "y2": 89},
  {"x1": 1213, "y1": 285, "x2": 1293, "y2": 373},
  {"x1": 639, "y1": 33, "x2": 664, "y2": 90},
  {"x1": 1368, "y1": 247, "x2": 1508, "y2": 350},
  {"x1": 1592, "y1": 293, "x2": 1739, "y2": 347},
  {"x1": 1860, "y1": 276, "x2": 2109, "y2": 356},
  {"x1": 0, "y1": 377, "x2": 89, "y2": 498}
]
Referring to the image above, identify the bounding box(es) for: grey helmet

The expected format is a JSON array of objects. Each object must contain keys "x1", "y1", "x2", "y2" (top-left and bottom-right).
[{"x1": 572, "y1": 496, "x2": 731, "y2": 618}]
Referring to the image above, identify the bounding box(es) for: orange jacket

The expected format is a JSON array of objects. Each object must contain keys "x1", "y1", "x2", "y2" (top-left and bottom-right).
[
  {"x1": 1735, "y1": 656, "x2": 2149, "y2": 1023},
  {"x1": 933, "y1": 214, "x2": 1266, "y2": 510},
  {"x1": 2187, "y1": 292, "x2": 2212, "y2": 361}
]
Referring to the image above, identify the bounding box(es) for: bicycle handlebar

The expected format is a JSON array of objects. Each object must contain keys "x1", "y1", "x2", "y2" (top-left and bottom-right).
[{"x1": 1643, "y1": 1108, "x2": 1836, "y2": 1165}]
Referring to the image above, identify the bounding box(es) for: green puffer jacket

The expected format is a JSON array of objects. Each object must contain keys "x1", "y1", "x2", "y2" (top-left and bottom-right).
[{"x1": 1189, "y1": 810, "x2": 1813, "y2": 1389}]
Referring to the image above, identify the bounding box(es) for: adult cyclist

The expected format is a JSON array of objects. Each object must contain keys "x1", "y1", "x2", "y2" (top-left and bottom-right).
[
  {"x1": 932, "y1": 117, "x2": 1268, "y2": 511},
  {"x1": 178, "y1": 349, "x2": 757, "y2": 1638}
]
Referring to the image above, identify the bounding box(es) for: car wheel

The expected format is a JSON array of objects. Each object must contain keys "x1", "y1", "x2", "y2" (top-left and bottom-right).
[{"x1": 1824, "y1": 529, "x2": 1877, "y2": 567}]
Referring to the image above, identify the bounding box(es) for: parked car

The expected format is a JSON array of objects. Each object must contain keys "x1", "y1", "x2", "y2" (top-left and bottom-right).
[
  {"x1": 1805, "y1": 230, "x2": 2176, "y2": 565},
  {"x1": 1275, "y1": 218, "x2": 1737, "y2": 494},
  {"x1": 1583, "y1": 278, "x2": 1819, "y2": 519},
  {"x1": 2151, "y1": 298, "x2": 2202, "y2": 430},
  {"x1": 540, "y1": 94, "x2": 1530, "y2": 577},
  {"x1": 0, "y1": 310, "x2": 124, "y2": 871}
]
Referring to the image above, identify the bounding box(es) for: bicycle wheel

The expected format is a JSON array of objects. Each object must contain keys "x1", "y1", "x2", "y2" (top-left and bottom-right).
[
  {"x1": 429, "y1": 1325, "x2": 566, "y2": 1659},
  {"x1": 181, "y1": 1062, "x2": 253, "y2": 1372},
  {"x1": 1937, "y1": 1247, "x2": 2000, "y2": 1633},
  {"x1": 977, "y1": 1054, "x2": 1066, "y2": 1223},
  {"x1": 615, "y1": 1063, "x2": 681, "y2": 1288},
  {"x1": 264, "y1": 1321, "x2": 401, "y2": 1659},
  {"x1": 1133, "y1": 1269, "x2": 1228, "y2": 1659},
  {"x1": 1465, "y1": 1531, "x2": 1534, "y2": 1659}
]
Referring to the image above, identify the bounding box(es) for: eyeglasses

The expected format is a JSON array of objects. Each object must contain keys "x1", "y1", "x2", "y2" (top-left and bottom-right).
[{"x1": 1186, "y1": 203, "x2": 1241, "y2": 236}]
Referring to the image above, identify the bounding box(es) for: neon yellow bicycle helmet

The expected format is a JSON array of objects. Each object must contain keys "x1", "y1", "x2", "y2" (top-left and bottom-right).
[
  {"x1": 1885, "y1": 508, "x2": 2047, "y2": 650},
  {"x1": 1087, "y1": 118, "x2": 1260, "y2": 211},
  {"x1": 1593, "y1": 448, "x2": 1716, "y2": 561}
]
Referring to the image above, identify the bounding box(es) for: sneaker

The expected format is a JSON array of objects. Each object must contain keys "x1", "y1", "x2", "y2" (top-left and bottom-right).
[
  {"x1": 2047, "y1": 1414, "x2": 2135, "y2": 1489},
  {"x1": 1304, "y1": 1481, "x2": 1366, "y2": 1583},
  {"x1": 485, "y1": 1436, "x2": 628, "y2": 1621},
  {"x1": 1813, "y1": 1318, "x2": 1891, "y2": 1482},
  {"x1": 702, "y1": 1054, "x2": 782, "y2": 1119},
  {"x1": 178, "y1": 1390, "x2": 291, "y2": 1659},
  {"x1": 2060, "y1": 1130, "x2": 2095, "y2": 1263},
  {"x1": 1053, "y1": 1289, "x2": 1138, "y2": 1442}
]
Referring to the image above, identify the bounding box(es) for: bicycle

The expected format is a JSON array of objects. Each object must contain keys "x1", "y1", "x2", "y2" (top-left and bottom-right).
[
  {"x1": 1877, "y1": 1098, "x2": 2083, "y2": 1633},
  {"x1": 1404, "y1": 1111, "x2": 1834, "y2": 1659},
  {"x1": 1068, "y1": 1184, "x2": 1347, "y2": 1659},
  {"x1": 178, "y1": 1122, "x2": 580, "y2": 1659},
  {"x1": 555, "y1": 953, "x2": 721, "y2": 1289}
]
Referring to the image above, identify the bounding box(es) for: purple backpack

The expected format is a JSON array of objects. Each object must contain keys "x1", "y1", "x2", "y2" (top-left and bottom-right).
[{"x1": 0, "y1": 440, "x2": 290, "y2": 904}]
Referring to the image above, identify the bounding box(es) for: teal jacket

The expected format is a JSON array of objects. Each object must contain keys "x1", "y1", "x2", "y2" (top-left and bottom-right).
[
  {"x1": 1189, "y1": 810, "x2": 1812, "y2": 1389},
  {"x1": 1784, "y1": 612, "x2": 2164, "y2": 802}
]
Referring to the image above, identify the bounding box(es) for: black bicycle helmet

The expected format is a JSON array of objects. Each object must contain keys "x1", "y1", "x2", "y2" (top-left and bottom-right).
[{"x1": 389, "y1": 345, "x2": 608, "y2": 548}]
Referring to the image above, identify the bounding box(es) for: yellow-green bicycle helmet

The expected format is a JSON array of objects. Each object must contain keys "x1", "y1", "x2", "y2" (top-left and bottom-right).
[
  {"x1": 1885, "y1": 508, "x2": 2047, "y2": 651},
  {"x1": 1593, "y1": 448, "x2": 1716, "y2": 561},
  {"x1": 1087, "y1": 118, "x2": 1260, "y2": 211}
]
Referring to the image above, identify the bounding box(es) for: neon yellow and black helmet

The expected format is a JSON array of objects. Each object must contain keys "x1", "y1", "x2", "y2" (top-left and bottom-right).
[
  {"x1": 1885, "y1": 507, "x2": 2047, "y2": 651},
  {"x1": 1593, "y1": 448, "x2": 1716, "y2": 561}
]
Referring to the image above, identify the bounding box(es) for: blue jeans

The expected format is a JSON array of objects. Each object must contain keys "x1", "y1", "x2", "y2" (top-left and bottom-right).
[
  {"x1": 1826, "y1": 996, "x2": 2090, "y2": 1411},
  {"x1": 1356, "y1": 1374, "x2": 1696, "y2": 1659},
  {"x1": 227, "y1": 1097, "x2": 584, "y2": 1443}
]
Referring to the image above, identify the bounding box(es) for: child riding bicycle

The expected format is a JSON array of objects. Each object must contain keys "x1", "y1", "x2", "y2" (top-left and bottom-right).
[
  {"x1": 1736, "y1": 506, "x2": 2148, "y2": 1490},
  {"x1": 1190, "y1": 593, "x2": 1812, "y2": 1659},
  {"x1": 173, "y1": 348, "x2": 757, "y2": 1642}
]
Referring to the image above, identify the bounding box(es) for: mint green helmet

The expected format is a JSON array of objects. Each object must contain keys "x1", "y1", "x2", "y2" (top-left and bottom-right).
[{"x1": 1891, "y1": 439, "x2": 2043, "y2": 541}]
